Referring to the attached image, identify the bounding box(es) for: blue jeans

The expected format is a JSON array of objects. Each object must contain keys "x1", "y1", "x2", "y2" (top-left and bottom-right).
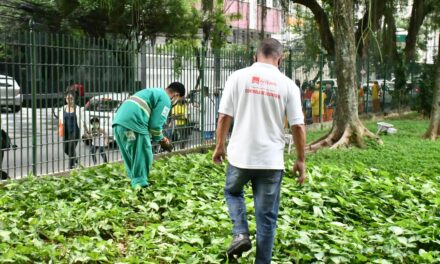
[{"x1": 224, "y1": 164, "x2": 284, "y2": 264}]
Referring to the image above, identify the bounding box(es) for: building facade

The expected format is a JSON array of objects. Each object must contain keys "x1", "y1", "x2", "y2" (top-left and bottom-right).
[{"x1": 223, "y1": 0, "x2": 289, "y2": 45}]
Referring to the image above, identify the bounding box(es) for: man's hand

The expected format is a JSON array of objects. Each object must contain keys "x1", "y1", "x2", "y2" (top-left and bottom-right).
[
  {"x1": 293, "y1": 159, "x2": 306, "y2": 185},
  {"x1": 159, "y1": 137, "x2": 173, "y2": 152},
  {"x1": 212, "y1": 146, "x2": 226, "y2": 164},
  {"x1": 212, "y1": 114, "x2": 233, "y2": 165}
]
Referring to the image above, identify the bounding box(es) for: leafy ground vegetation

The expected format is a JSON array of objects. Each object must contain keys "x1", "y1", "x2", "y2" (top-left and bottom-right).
[{"x1": 1, "y1": 118, "x2": 440, "y2": 263}]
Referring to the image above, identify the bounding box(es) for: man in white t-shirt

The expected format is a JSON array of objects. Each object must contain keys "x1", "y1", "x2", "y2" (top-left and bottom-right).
[{"x1": 212, "y1": 38, "x2": 306, "y2": 263}]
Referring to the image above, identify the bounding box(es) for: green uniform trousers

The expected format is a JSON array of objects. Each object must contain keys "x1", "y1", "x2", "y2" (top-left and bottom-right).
[{"x1": 113, "y1": 125, "x2": 153, "y2": 188}]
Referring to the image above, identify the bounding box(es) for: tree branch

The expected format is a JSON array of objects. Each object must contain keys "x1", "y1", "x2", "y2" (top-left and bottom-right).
[
  {"x1": 404, "y1": 0, "x2": 433, "y2": 61},
  {"x1": 291, "y1": 0, "x2": 335, "y2": 55},
  {"x1": 383, "y1": 3, "x2": 398, "y2": 62},
  {"x1": 354, "y1": 0, "x2": 386, "y2": 57}
]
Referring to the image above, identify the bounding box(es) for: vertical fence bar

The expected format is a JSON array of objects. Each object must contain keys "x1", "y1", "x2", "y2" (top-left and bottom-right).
[
  {"x1": 410, "y1": 59, "x2": 414, "y2": 108},
  {"x1": 38, "y1": 32, "x2": 43, "y2": 175},
  {"x1": 287, "y1": 48, "x2": 293, "y2": 79},
  {"x1": 382, "y1": 60, "x2": 387, "y2": 112},
  {"x1": 318, "y1": 50, "x2": 323, "y2": 124},
  {"x1": 249, "y1": 46, "x2": 254, "y2": 66},
  {"x1": 365, "y1": 52, "x2": 370, "y2": 114},
  {"x1": 9, "y1": 33, "x2": 17, "y2": 178},
  {"x1": 200, "y1": 45, "x2": 206, "y2": 146},
  {"x1": 30, "y1": 25, "x2": 38, "y2": 176}
]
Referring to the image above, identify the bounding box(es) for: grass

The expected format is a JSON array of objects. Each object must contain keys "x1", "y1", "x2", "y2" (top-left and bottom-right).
[
  {"x1": 305, "y1": 117, "x2": 440, "y2": 177},
  {"x1": 0, "y1": 117, "x2": 439, "y2": 263}
]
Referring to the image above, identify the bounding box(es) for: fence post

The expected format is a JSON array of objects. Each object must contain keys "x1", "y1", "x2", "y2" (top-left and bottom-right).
[
  {"x1": 133, "y1": 39, "x2": 138, "y2": 94},
  {"x1": 365, "y1": 52, "x2": 370, "y2": 114},
  {"x1": 318, "y1": 49, "x2": 323, "y2": 124},
  {"x1": 200, "y1": 45, "x2": 206, "y2": 146},
  {"x1": 287, "y1": 48, "x2": 293, "y2": 79},
  {"x1": 249, "y1": 46, "x2": 254, "y2": 66},
  {"x1": 140, "y1": 44, "x2": 146, "y2": 89},
  {"x1": 30, "y1": 21, "x2": 38, "y2": 176},
  {"x1": 410, "y1": 59, "x2": 414, "y2": 108},
  {"x1": 382, "y1": 60, "x2": 387, "y2": 112}
]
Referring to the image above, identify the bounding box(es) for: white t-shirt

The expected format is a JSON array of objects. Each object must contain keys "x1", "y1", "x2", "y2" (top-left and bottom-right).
[{"x1": 218, "y1": 62, "x2": 304, "y2": 170}]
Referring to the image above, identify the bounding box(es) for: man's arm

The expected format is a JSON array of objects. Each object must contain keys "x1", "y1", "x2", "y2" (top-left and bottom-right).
[
  {"x1": 291, "y1": 124, "x2": 306, "y2": 184},
  {"x1": 212, "y1": 113, "x2": 233, "y2": 164}
]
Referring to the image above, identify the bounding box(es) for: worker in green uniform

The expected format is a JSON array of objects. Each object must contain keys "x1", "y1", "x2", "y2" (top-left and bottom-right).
[{"x1": 112, "y1": 82, "x2": 186, "y2": 188}]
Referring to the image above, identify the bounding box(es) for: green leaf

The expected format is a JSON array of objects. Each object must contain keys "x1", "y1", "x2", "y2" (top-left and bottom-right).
[
  {"x1": 313, "y1": 206, "x2": 324, "y2": 217},
  {"x1": 149, "y1": 202, "x2": 159, "y2": 211},
  {"x1": 291, "y1": 197, "x2": 307, "y2": 206},
  {"x1": 0, "y1": 230, "x2": 11, "y2": 242},
  {"x1": 389, "y1": 226, "x2": 404, "y2": 235}
]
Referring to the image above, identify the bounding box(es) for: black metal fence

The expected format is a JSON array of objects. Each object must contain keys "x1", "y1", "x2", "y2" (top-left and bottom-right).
[{"x1": 0, "y1": 31, "x2": 434, "y2": 179}]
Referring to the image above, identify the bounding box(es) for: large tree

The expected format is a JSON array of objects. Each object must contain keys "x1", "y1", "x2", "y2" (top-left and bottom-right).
[
  {"x1": 289, "y1": 0, "x2": 440, "y2": 149},
  {"x1": 423, "y1": 3, "x2": 440, "y2": 140},
  {"x1": 424, "y1": 33, "x2": 440, "y2": 139},
  {"x1": 290, "y1": 0, "x2": 380, "y2": 150}
]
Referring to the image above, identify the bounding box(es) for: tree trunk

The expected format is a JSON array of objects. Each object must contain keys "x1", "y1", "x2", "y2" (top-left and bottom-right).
[
  {"x1": 308, "y1": 0, "x2": 381, "y2": 151},
  {"x1": 383, "y1": 3, "x2": 406, "y2": 113},
  {"x1": 424, "y1": 33, "x2": 440, "y2": 140},
  {"x1": 405, "y1": 0, "x2": 431, "y2": 61}
]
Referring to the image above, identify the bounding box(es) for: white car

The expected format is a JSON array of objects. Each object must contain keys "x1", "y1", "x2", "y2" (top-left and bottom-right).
[
  {"x1": 81, "y1": 92, "x2": 130, "y2": 145},
  {"x1": 0, "y1": 75, "x2": 22, "y2": 112}
]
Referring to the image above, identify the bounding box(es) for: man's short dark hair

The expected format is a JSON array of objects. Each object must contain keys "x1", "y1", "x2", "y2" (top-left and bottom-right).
[
  {"x1": 167, "y1": 82, "x2": 186, "y2": 97},
  {"x1": 256, "y1": 38, "x2": 283, "y2": 59}
]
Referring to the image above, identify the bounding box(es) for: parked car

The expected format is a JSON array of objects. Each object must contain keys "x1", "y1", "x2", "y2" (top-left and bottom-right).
[
  {"x1": 81, "y1": 92, "x2": 130, "y2": 146},
  {"x1": 0, "y1": 75, "x2": 22, "y2": 113}
]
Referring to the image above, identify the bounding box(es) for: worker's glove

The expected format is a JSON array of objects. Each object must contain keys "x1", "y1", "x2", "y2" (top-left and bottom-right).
[{"x1": 159, "y1": 137, "x2": 173, "y2": 152}]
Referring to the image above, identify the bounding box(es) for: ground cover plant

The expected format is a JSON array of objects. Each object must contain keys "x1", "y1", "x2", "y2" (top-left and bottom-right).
[{"x1": 0, "y1": 118, "x2": 439, "y2": 263}]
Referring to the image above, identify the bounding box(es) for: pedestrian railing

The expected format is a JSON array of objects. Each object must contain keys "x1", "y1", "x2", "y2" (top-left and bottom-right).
[{"x1": 0, "y1": 32, "x2": 425, "y2": 179}]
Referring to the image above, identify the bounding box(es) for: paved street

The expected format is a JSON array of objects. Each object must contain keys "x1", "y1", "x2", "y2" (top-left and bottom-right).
[
  {"x1": 0, "y1": 108, "x2": 120, "y2": 179},
  {"x1": 0, "y1": 108, "x2": 205, "y2": 179}
]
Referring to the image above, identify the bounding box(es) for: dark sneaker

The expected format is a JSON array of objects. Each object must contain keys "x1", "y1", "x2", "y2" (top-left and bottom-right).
[{"x1": 227, "y1": 234, "x2": 252, "y2": 259}]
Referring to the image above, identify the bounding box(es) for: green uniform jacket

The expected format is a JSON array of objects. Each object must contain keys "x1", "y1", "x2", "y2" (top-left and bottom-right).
[{"x1": 112, "y1": 88, "x2": 171, "y2": 142}]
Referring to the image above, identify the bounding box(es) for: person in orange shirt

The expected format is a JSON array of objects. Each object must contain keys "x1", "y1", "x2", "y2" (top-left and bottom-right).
[{"x1": 311, "y1": 82, "x2": 326, "y2": 123}]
